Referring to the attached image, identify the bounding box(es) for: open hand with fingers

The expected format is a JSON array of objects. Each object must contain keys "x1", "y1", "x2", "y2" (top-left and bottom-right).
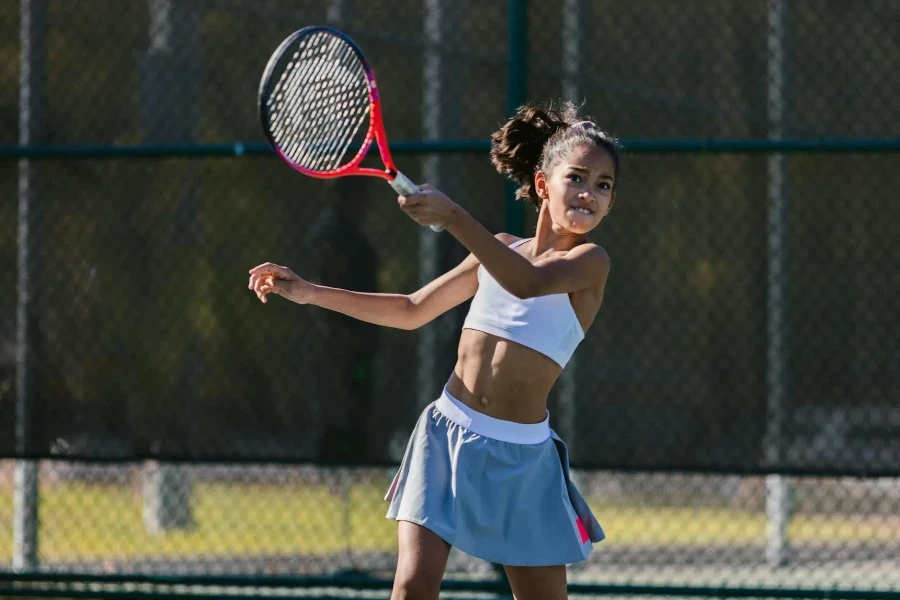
[
  {"x1": 248, "y1": 263, "x2": 314, "y2": 305},
  {"x1": 397, "y1": 184, "x2": 460, "y2": 230}
]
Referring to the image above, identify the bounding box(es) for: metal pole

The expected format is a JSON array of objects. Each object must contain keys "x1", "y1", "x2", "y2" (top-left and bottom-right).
[
  {"x1": 141, "y1": 0, "x2": 197, "y2": 534},
  {"x1": 765, "y1": 0, "x2": 790, "y2": 569},
  {"x1": 506, "y1": 0, "x2": 528, "y2": 236},
  {"x1": 324, "y1": 0, "x2": 354, "y2": 571},
  {"x1": 559, "y1": 0, "x2": 584, "y2": 478},
  {"x1": 417, "y1": 0, "x2": 443, "y2": 413},
  {"x1": 412, "y1": 0, "x2": 447, "y2": 420},
  {"x1": 325, "y1": 0, "x2": 346, "y2": 24},
  {"x1": 14, "y1": 0, "x2": 46, "y2": 572}
]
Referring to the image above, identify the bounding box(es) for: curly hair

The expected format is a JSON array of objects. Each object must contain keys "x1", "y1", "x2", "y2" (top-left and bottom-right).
[{"x1": 489, "y1": 101, "x2": 620, "y2": 209}]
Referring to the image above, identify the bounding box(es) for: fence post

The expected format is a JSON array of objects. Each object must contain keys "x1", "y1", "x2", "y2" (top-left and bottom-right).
[
  {"x1": 765, "y1": 0, "x2": 790, "y2": 569},
  {"x1": 416, "y1": 0, "x2": 445, "y2": 416},
  {"x1": 559, "y1": 0, "x2": 588, "y2": 490},
  {"x1": 505, "y1": 0, "x2": 528, "y2": 236},
  {"x1": 140, "y1": 0, "x2": 199, "y2": 533},
  {"x1": 14, "y1": 0, "x2": 46, "y2": 572}
]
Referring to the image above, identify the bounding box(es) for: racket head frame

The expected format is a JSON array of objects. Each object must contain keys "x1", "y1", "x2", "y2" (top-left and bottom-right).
[{"x1": 258, "y1": 26, "x2": 402, "y2": 183}]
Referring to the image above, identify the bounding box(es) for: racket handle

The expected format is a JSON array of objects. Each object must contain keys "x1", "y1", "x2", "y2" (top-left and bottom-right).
[{"x1": 389, "y1": 172, "x2": 443, "y2": 233}]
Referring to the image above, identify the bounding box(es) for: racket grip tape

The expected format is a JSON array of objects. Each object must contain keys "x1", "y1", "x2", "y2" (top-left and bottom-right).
[{"x1": 389, "y1": 172, "x2": 443, "y2": 233}]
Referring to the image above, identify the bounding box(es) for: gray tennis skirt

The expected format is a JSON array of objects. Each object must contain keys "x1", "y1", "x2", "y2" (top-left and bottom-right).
[{"x1": 385, "y1": 386, "x2": 605, "y2": 566}]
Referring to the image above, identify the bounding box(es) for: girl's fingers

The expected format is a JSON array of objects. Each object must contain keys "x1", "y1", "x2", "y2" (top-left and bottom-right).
[
  {"x1": 249, "y1": 263, "x2": 294, "y2": 280},
  {"x1": 248, "y1": 262, "x2": 277, "y2": 275},
  {"x1": 402, "y1": 207, "x2": 436, "y2": 227},
  {"x1": 249, "y1": 273, "x2": 269, "y2": 290},
  {"x1": 259, "y1": 283, "x2": 282, "y2": 297},
  {"x1": 250, "y1": 274, "x2": 274, "y2": 293}
]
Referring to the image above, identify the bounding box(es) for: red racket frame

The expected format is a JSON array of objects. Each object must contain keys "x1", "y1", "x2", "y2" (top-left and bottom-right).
[{"x1": 259, "y1": 26, "x2": 406, "y2": 186}]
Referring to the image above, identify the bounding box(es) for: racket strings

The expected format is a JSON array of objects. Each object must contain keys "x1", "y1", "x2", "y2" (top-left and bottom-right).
[
  {"x1": 267, "y1": 31, "x2": 371, "y2": 172},
  {"x1": 270, "y1": 33, "x2": 334, "y2": 144},
  {"x1": 295, "y1": 44, "x2": 366, "y2": 169},
  {"x1": 286, "y1": 49, "x2": 368, "y2": 170},
  {"x1": 272, "y1": 34, "x2": 331, "y2": 148},
  {"x1": 271, "y1": 34, "x2": 343, "y2": 160},
  {"x1": 284, "y1": 35, "x2": 356, "y2": 163}
]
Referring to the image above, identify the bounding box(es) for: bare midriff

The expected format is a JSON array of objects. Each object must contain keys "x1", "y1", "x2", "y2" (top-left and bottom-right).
[{"x1": 445, "y1": 328, "x2": 563, "y2": 424}]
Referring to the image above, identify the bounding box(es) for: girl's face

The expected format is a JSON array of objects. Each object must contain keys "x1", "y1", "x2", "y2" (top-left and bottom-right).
[{"x1": 535, "y1": 144, "x2": 616, "y2": 235}]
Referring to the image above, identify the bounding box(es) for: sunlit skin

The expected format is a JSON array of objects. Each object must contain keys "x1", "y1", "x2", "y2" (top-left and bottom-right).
[
  {"x1": 447, "y1": 143, "x2": 616, "y2": 423},
  {"x1": 247, "y1": 141, "x2": 617, "y2": 600},
  {"x1": 248, "y1": 143, "x2": 616, "y2": 423},
  {"x1": 538, "y1": 144, "x2": 617, "y2": 238}
]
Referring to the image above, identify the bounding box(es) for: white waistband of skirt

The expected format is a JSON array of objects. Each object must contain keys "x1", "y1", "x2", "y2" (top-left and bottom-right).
[{"x1": 435, "y1": 386, "x2": 551, "y2": 444}]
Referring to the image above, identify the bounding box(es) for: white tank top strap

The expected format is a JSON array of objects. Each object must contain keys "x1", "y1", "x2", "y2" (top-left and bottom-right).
[{"x1": 478, "y1": 238, "x2": 530, "y2": 276}]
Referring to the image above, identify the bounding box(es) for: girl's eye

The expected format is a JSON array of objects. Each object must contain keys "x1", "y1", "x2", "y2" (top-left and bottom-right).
[
  {"x1": 567, "y1": 174, "x2": 582, "y2": 183},
  {"x1": 598, "y1": 182, "x2": 611, "y2": 191}
]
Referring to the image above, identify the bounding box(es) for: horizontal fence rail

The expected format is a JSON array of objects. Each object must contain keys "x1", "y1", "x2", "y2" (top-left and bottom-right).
[{"x1": 1, "y1": 139, "x2": 899, "y2": 160}]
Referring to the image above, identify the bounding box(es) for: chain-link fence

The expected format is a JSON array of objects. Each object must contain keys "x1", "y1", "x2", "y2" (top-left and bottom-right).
[{"x1": 1, "y1": 0, "x2": 899, "y2": 597}]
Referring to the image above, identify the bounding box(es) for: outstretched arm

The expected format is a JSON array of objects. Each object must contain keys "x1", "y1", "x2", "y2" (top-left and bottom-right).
[{"x1": 248, "y1": 251, "x2": 481, "y2": 330}]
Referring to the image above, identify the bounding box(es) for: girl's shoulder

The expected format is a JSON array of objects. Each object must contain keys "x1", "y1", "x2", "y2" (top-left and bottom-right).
[{"x1": 495, "y1": 232, "x2": 524, "y2": 247}]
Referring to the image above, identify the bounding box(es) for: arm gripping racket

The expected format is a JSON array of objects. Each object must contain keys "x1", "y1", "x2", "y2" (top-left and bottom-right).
[{"x1": 259, "y1": 26, "x2": 442, "y2": 232}]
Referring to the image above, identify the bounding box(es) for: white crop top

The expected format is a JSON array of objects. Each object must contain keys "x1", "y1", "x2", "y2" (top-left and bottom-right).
[{"x1": 462, "y1": 239, "x2": 585, "y2": 368}]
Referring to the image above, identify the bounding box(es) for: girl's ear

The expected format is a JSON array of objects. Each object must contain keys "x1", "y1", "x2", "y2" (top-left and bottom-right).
[{"x1": 534, "y1": 170, "x2": 548, "y2": 200}]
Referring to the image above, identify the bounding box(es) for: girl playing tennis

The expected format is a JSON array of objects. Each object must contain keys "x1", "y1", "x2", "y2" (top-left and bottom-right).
[{"x1": 249, "y1": 102, "x2": 618, "y2": 600}]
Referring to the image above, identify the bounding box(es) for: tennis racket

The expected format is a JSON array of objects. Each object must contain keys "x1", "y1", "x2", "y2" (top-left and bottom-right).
[{"x1": 259, "y1": 26, "x2": 442, "y2": 232}]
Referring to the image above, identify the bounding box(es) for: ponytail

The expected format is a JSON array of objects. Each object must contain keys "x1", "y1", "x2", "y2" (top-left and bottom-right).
[{"x1": 490, "y1": 101, "x2": 620, "y2": 209}]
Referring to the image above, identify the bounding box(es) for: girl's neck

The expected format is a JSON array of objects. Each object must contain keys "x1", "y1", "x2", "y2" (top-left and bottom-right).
[{"x1": 529, "y1": 204, "x2": 587, "y2": 255}]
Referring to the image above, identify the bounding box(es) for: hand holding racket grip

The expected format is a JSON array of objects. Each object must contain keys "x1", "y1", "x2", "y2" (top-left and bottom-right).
[{"x1": 390, "y1": 172, "x2": 444, "y2": 232}]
